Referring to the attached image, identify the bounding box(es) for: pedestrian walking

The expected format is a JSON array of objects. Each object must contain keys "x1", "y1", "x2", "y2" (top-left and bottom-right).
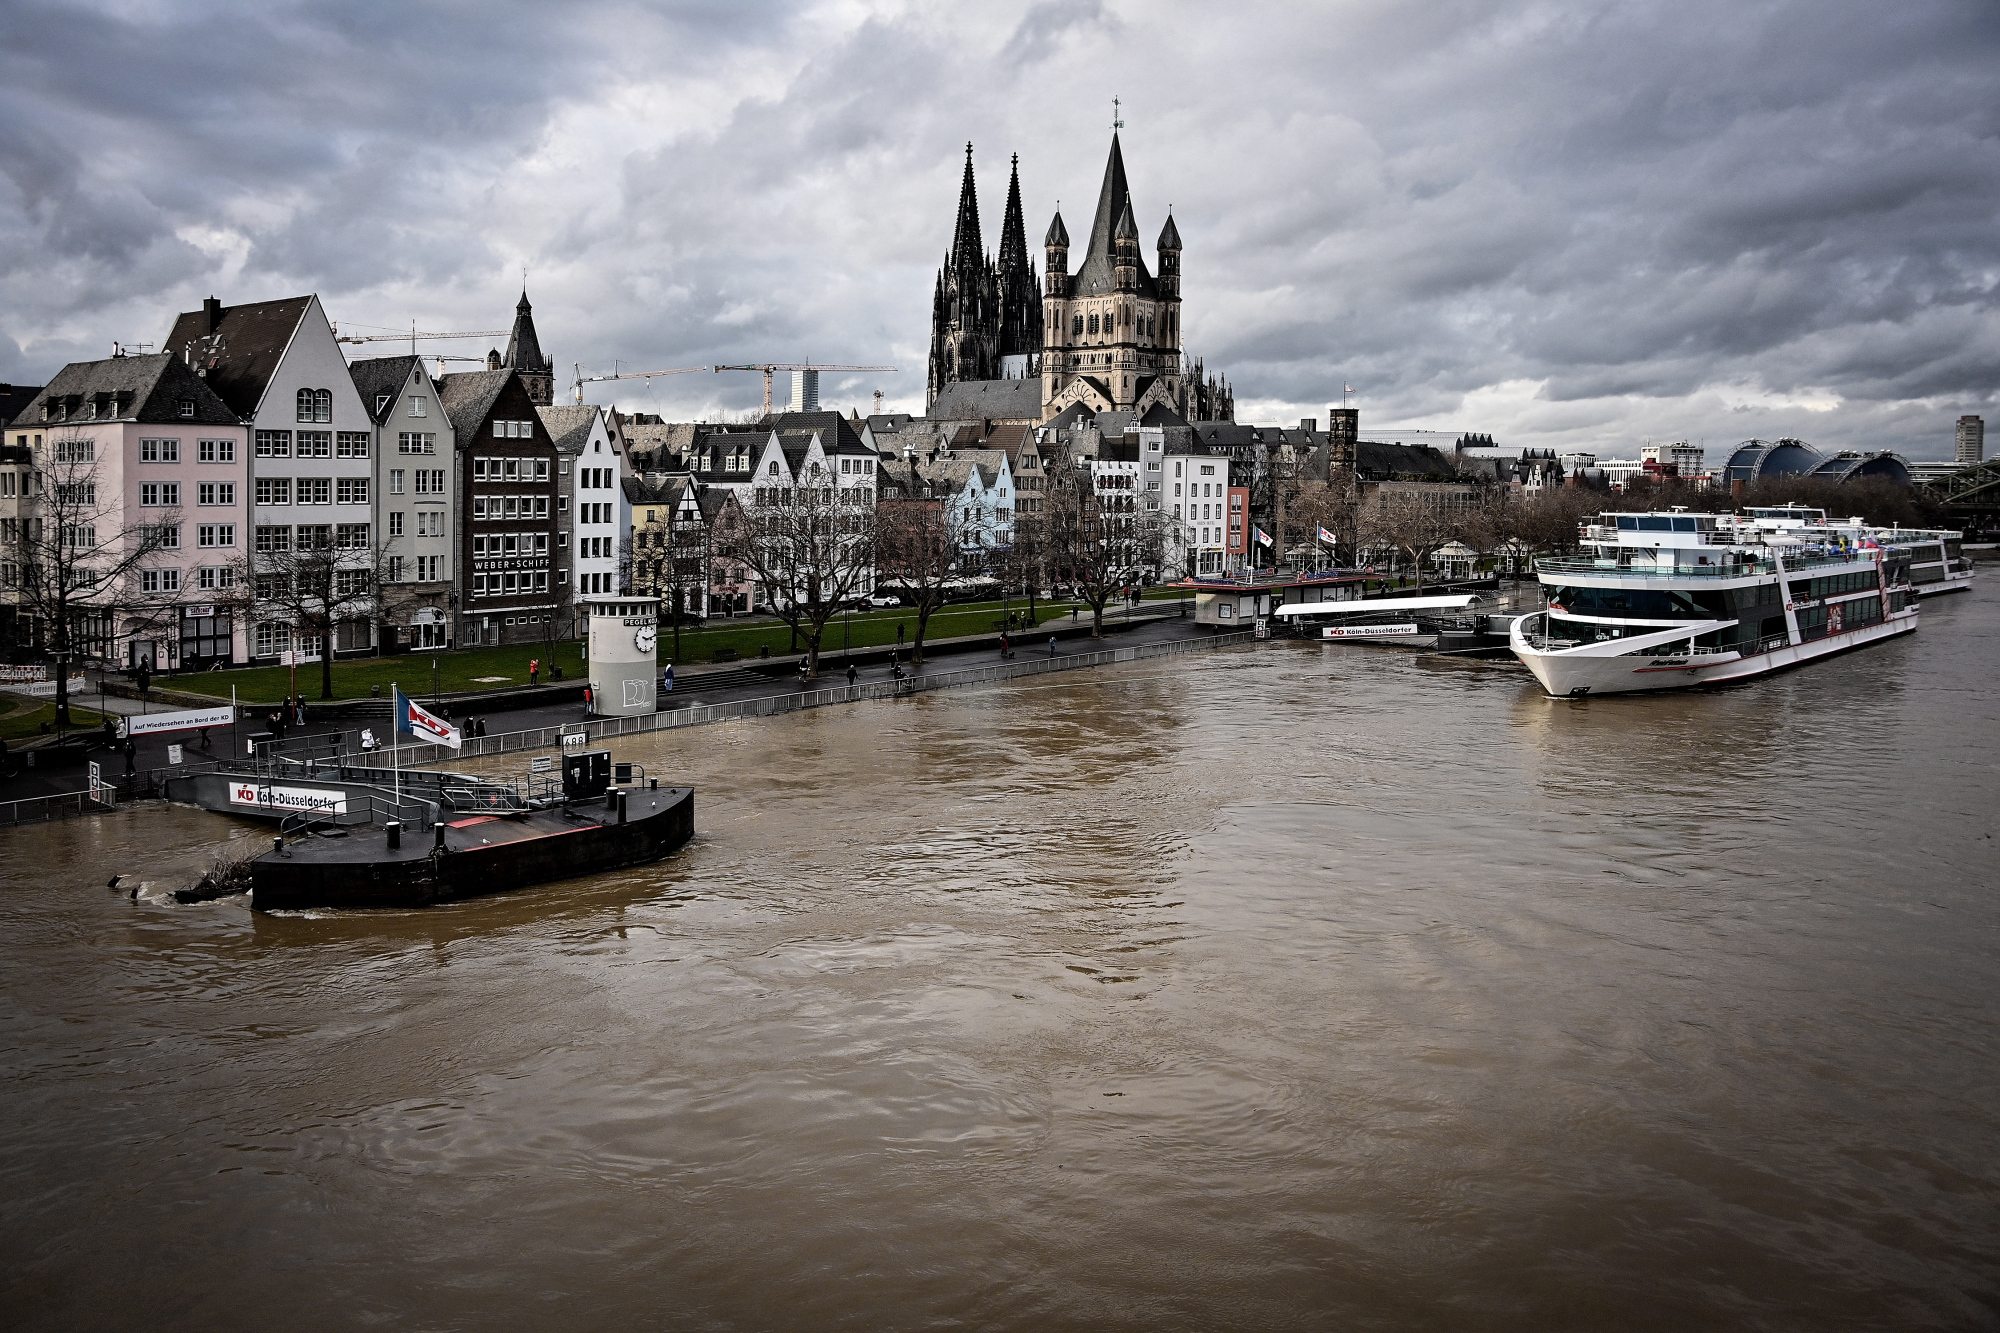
[
  {"x1": 582, "y1": 684, "x2": 594, "y2": 715},
  {"x1": 529, "y1": 658, "x2": 540, "y2": 685},
  {"x1": 1071, "y1": 605, "x2": 1078, "y2": 622},
  {"x1": 846, "y1": 663, "x2": 858, "y2": 688},
  {"x1": 1049, "y1": 635, "x2": 1058, "y2": 657}
]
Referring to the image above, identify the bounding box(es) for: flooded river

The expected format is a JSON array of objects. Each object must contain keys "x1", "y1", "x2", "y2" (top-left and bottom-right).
[{"x1": 5, "y1": 592, "x2": 1998, "y2": 1331}]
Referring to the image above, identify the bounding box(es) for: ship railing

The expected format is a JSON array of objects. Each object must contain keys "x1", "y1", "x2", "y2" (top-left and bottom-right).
[
  {"x1": 1536, "y1": 553, "x2": 1861, "y2": 578},
  {"x1": 0, "y1": 787, "x2": 117, "y2": 825},
  {"x1": 441, "y1": 785, "x2": 527, "y2": 815}
]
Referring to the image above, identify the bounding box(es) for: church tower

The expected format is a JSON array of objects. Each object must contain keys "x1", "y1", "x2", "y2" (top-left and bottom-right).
[
  {"x1": 503, "y1": 289, "x2": 554, "y2": 406},
  {"x1": 994, "y1": 154, "x2": 1043, "y2": 371},
  {"x1": 927, "y1": 144, "x2": 1002, "y2": 410}
]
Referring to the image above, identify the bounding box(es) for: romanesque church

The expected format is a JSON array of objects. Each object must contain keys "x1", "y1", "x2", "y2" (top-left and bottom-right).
[{"x1": 928, "y1": 134, "x2": 1233, "y2": 425}]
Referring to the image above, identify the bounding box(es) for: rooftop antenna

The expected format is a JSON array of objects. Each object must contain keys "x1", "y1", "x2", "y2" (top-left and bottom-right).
[{"x1": 1112, "y1": 96, "x2": 1123, "y2": 131}]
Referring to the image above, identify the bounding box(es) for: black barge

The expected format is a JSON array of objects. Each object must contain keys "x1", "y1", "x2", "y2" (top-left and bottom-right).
[{"x1": 162, "y1": 746, "x2": 695, "y2": 911}]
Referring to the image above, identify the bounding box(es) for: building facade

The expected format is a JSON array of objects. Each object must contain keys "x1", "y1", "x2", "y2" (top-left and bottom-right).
[
  {"x1": 350, "y1": 355, "x2": 455, "y2": 651},
  {"x1": 927, "y1": 146, "x2": 1041, "y2": 407},
  {"x1": 1958, "y1": 415, "x2": 1985, "y2": 465},
  {"x1": 439, "y1": 369, "x2": 560, "y2": 646}
]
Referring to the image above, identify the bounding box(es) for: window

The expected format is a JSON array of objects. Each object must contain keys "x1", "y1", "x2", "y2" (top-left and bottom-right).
[
  {"x1": 197, "y1": 524, "x2": 235, "y2": 548},
  {"x1": 473, "y1": 497, "x2": 487, "y2": 519},
  {"x1": 398, "y1": 432, "x2": 435, "y2": 455},
  {"x1": 534, "y1": 496, "x2": 549, "y2": 517},
  {"x1": 533, "y1": 533, "x2": 548, "y2": 554},
  {"x1": 503, "y1": 458, "x2": 519, "y2": 481},
  {"x1": 178, "y1": 399, "x2": 196, "y2": 419},
  {"x1": 472, "y1": 458, "x2": 488, "y2": 480},
  {"x1": 196, "y1": 565, "x2": 235, "y2": 590},
  {"x1": 139, "y1": 438, "x2": 180, "y2": 463},
  {"x1": 256, "y1": 430, "x2": 292, "y2": 458},
  {"x1": 337, "y1": 431, "x2": 370, "y2": 458},
  {"x1": 254, "y1": 622, "x2": 287, "y2": 656},
  {"x1": 297, "y1": 524, "x2": 331, "y2": 550},
  {"x1": 390, "y1": 469, "x2": 405, "y2": 495},
  {"x1": 141, "y1": 524, "x2": 180, "y2": 549},
  {"x1": 140, "y1": 482, "x2": 180, "y2": 506},
  {"x1": 388, "y1": 511, "x2": 404, "y2": 537},
  {"x1": 197, "y1": 481, "x2": 235, "y2": 506},
  {"x1": 336, "y1": 523, "x2": 369, "y2": 549},
  {"x1": 296, "y1": 388, "x2": 332, "y2": 423},
  {"x1": 409, "y1": 396, "x2": 427, "y2": 418},
  {"x1": 534, "y1": 571, "x2": 548, "y2": 592},
  {"x1": 558, "y1": 530, "x2": 570, "y2": 549},
  {"x1": 255, "y1": 478, "x2": 291, "y2": 505},
  {"x1": 473, "y1": 573, "x2": 488, "y2": 597},
  {"x1": 335, "y1": 569, "x2": 369, "y2": 596},
  {"x1": 255, "y1": 526, "x2": 291, "y2": 553},
  {"x1": 336, "y1": 477, "x2": 368, "y2": 505},
  {"x1": 417, "y1": 511, "x2": 442, "y2": 538},
  {"x1": 62, "y1": 524, "x2": 96, "y2": 549},
  {"x1": 54, "y1": 439, "x2": 94, "y2": 463},
  {"x1": 376, "y1": 393, "x2": 393, "y2": 415},
  {"x1": 297, "y1": 431, "x2": 331, "y2": 458},
  {"x1": 197, "y1": 438, "x2": 235, "y2": 463},
  {"x1": 139, "y1": 568, "x2": 181, "y2": 593}
]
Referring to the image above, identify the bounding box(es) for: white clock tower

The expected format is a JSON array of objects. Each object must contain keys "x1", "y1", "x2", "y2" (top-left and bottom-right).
[{"x1": 584, "y1": 595, "x2": 660, "y2": 716}]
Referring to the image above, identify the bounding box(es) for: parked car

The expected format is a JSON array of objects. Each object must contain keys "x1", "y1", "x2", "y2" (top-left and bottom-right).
[{"x1": 864, "y1": 593, "x2": 903, "y2": 608}]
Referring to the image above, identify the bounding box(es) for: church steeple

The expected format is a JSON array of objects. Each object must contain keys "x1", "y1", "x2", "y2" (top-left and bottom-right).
[
  {"x1": 503, "y1": 286, "x2": 553, "y2": 406},
  {"x1": 995, "y1": 153, "x2": 1042, "y2": 364},
  {"x1": 950, "y1": 142, "x2": 983, "y2": 272},
  {"x1": 998, "y1": 153, "x2": 1028, "y2": 274}
]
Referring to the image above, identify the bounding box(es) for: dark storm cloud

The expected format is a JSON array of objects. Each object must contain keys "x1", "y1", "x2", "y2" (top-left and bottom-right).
[{"x1": 1, "y1": 0, "x2": 1995, "y2": 455}]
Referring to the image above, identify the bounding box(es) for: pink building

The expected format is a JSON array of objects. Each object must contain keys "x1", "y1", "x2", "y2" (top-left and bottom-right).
[{"x1": 11, "y1": 354, "x2": 250, "y2": 669}]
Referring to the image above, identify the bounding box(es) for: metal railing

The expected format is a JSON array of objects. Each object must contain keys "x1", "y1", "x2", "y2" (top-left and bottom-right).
[
  {"x1": 1535, "y1": 553, "x2": 1860, "y2": 579},
  {"x1": 389, "y1": 631, "x2": 1259, "y2": 769},
  {"x1": 1, "y1": 787, "x2": 117, "y2": 825}
]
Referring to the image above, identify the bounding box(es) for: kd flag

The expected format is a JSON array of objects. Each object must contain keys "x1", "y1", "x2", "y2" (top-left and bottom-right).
[
  {"x1": 1318, "y1": 526, "x2": 1338, "y2": 547},
  {"x1": 1253, "y1": 527, "x2": 1274, "y2": 548},
  {"x1": 395, "y1": 685, "x2": 461, "y2": 749}
]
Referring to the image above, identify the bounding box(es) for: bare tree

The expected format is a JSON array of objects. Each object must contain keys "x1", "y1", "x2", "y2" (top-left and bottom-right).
[
  {"x1": 719, "y1": 461, "x2": 876, "y2": 679},
  {"x1": 875, "y1": 471, "x2": 970, "y2": 665},
  {"x1": 1289, "y1": 481, "x2": 1349, "y2": 569},
  {"x1": 1505, "y1": 485, "x2": 1602, "y2": 560},
  {"x1": 226, "y1": 525, "x2": 386, "y2": 699},
  {"x1": 1040, "y1": 448, "x2": 1165, "y2": 637},
  {"x1": 1359, "y1": 487, "x2": 1470, "y2": 591},
  {"x1": 4, "y1": 425, "x2": 181, "y2": 725}
]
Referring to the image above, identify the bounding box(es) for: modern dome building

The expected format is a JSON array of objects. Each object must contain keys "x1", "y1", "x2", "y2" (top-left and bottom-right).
[{"x1": 1721, "y1": 438, "x2": 1911, "y2": 486}]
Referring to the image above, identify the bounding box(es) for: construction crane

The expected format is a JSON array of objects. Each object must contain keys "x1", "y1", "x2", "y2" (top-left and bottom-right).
[
  {"x1": 710, "y1": 363, "x2": 897, "y2": 415},
  {"x1": 569, "y1": 363, "x2": 709, "y2": 403},
  {"x1": 334, "y1": 327, "x2": 509, "y2": 345}
]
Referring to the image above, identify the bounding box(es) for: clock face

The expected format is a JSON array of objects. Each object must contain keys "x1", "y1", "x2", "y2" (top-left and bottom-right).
[{"x1": 634, "y1": 626, "x2": 657, "y2": 654}]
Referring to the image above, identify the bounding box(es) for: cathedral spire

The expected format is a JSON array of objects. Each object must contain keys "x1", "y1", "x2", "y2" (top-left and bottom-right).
[
  {"x1": 950, "y1": 142, "x2": 983, "y2": 270},
  {"x1": 998, "y1": 152, "x2": 1028, "y2": 272}
]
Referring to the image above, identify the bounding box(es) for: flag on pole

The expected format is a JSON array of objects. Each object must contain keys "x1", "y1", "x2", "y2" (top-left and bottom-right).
[
  {"x1": 394, "y1": 685, "x2": 461, "y2": 750},
  {"x1": 1318, "y1": 526, "x2": 1338, "y2": 547},
  {"x1": 1253, "y1": 527, "x2": 1273, "y2": 548},
  {"x1": 1344, "y1": 384, "x2": 1354, "y2": 394}
]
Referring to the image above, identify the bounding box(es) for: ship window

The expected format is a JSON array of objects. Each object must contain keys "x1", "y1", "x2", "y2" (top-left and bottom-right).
[
  {"x1": 1672, "y1": 517, "x2": 1697, "y2": 532},
  {"x1": 1637, "y1": 516, "x2": 1672, "y2": 532},
  {"x1": 1616, "y1": 517, "x2": 1638, "y2": 530}
]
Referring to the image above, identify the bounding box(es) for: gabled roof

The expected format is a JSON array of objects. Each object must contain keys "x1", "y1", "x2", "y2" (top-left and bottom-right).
[
  {"x1": 760, "y1": 410, "x2": 869, "y2": 453},
  {"x1": 12, "y1": 353, "x2": 237, "y2": 428},
  {"x1": 436, "y1": 369, "x2": 517, "y2": 446},
  {"x1": 348, "y1": 354, "x2": 426, "y2": 426},
  {"x1": 537, "y1": 404, "x2": 600, "y2": 455},
  {"x1": 161, "y1": 295, "x2": 315, "y2": 419},
  {"x1": 927, "y1": 377, "x2": 1043, "y2": 424}
]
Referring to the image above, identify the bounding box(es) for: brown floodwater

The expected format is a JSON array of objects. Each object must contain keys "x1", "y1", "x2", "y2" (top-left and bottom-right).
[{"x1": 4, "y1": 592, "x2": 1998, "y2": 1331}]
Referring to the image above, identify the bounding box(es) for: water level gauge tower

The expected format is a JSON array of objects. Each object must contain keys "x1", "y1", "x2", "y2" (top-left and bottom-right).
[{"x1": 585, "y1": 595, "x2": 660, "y2": 716}]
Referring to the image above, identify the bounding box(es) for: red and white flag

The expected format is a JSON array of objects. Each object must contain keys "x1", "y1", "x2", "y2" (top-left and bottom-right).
[{"x1": 395, "y1": 685, "x2": 461, "y2": 749}]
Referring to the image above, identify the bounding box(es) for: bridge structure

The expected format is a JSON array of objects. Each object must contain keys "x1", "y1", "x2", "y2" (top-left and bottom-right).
[{"x1": 1918, "y1": 458, "x2": 2000, "y2": 540}]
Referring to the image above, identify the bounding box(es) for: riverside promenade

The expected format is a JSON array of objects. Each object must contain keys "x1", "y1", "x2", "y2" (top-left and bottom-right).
[{"x1": 0, "y1": 606, "x2": 1233, "y2": 816}]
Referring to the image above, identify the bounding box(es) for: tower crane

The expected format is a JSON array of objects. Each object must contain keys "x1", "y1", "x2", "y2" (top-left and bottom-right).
[
  {"x1": 569, "y1": 363, "x2": 710, "y2": 403},
  {"x1": 333, "y1": 327, "x2": 509, "y2": 345},
  {"x1": 710, "y1": 363, "x2": 898, "y2": 415}
]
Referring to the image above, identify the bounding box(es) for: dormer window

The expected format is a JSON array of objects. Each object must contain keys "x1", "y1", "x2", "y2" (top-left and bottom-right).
[
  {"x1": 178, "y1": 399, "x2": 196, "y2": 418},
  {"x1": 376, "y1": 393, "x2": 392, "y2": 414}
]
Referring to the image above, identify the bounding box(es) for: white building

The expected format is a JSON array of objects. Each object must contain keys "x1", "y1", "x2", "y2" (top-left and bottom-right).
[
  {"x1": 350, "y1": 355, "x2": 455, "y2": 650},
  {"x1": 542, "y1": 404, "x2": 626, "y2": 609},
  {"x1": 164, "y1": 295, "x2": 378, "y2": 660}
]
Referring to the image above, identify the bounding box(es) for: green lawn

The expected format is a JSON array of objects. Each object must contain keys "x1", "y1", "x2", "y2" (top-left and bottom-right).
[
  {"x1": 0, "y1": 701, "x2": 108, "y2": 742},
  {"x1": 161, "y1": 597, "x2": 1150, "y2": 702}
]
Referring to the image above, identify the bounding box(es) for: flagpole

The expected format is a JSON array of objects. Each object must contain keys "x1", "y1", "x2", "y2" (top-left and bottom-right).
[{"x1": 391, "y1": 683, "x2": 400, "y2": 806}]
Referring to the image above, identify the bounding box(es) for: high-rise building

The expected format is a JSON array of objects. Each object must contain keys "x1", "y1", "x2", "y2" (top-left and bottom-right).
[
  {"x1": 1957, "y1": 415, "x2": 1985, "y2": 465},
  {"x1": 793, "y1": 369, "x2": 819, "y2": 413}
]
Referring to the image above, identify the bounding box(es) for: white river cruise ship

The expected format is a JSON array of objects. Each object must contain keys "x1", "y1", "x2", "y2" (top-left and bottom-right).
[{"x1": 1509, "y1": 508, "x2": 1944, "y2": 697}]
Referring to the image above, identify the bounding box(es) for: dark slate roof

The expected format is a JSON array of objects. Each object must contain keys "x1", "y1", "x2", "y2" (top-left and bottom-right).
[
  {"x1": 1356, "y1": 439, "x2": 1458, "y2": 480},
  {"x1": 1045, "y1": 209, "x2": 1069, "y2": 248},
  {"x1": 1157, "y1": 213, "x2": 1181, "y2": 251},
  {"x1": 1139, "y1": 401, "x2": 1187, "y2": 428},
  {"x1": 348, "y1": 354, "x2": 425, "y2": 426},
  {"x1": 1073, "y1": 134, "x2": 1156, "y2": 299},
  {"x1": 759, "y1": 410, "x2": 869, "y2": 453},
  {"x1": 436, "y1": 369, "x2": 516, "y2": 447},
  {"x1": 696, "y1": 488, "x2": 737, "y2": 523},
  {"x1": 927, "y1": 377, "x2": 1044, "y2": 423},
  {"x1": 1095, "y1": 411, "x2": 1138, "y2": 438},
  {"x1": 504, "y1": 292, "x2": 551, "y2": 376},
  {"x1": 1043, "y1": 402, "x2": 1094, "y2": 433},
  {"x1": 537, "y1": 404, "x2": 600, "y2": 455},
  {"x1": 162, "y1": 295, "x2": 314, "y2": 419},
  {"x1": 11, "y1": 353, "x2": 238, "y2": 428},
  {"x1": 0, "y1": 383, "x2": 41, "y2": 428}
]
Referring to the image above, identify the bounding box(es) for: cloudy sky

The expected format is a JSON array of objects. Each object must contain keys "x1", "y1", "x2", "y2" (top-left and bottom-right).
[{"x1": 2, "y1": 0, "x2": 1995, "y2": 459}]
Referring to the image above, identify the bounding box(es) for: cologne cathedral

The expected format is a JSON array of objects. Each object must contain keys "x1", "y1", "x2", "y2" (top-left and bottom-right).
[{"x1": 927, "y1": 134, "x2": 1232, "y2": 423}]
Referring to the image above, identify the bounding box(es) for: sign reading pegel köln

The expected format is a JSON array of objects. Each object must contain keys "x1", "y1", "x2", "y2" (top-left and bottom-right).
[
  {"x1": 122, "y1": 704, "x2": 237, "y2": 738},
  {"x1": 228, "y1": 781, "x2": 347, "y2": 815}
]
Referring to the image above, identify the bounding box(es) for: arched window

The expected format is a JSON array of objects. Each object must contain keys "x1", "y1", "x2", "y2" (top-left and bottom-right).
[
  {"x1": 314, "y1": 389, "x2": 331, "y2": 422},
  {"x1": 1072, "y1": 314, "x2": 1083, "y2": 336},
  {"x1": 1088, "y1": 313, "x2": 1099, "y2": 335},
  {"x1": 296, "y1": 388, "x2": 315, "y2": 423}
]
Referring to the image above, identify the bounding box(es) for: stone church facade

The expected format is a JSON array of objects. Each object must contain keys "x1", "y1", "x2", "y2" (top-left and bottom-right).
[{"x1": 927, "y1": 134, "x2": 1232, "y2": 425}]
